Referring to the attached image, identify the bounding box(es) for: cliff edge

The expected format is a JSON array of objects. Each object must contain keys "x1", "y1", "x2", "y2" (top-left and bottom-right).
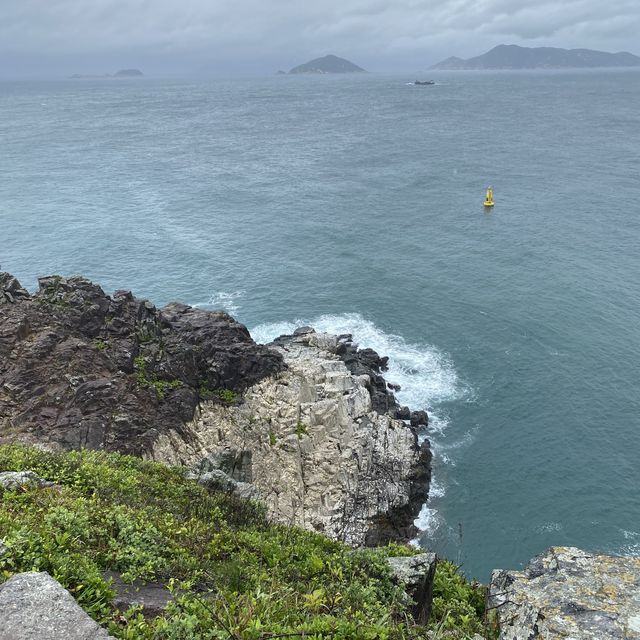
[
  {"x1": 151, "y1": 327, "x2": 431, "y2": 546},
  {"x1": 0, "y1": 273, "x2": 431, "y2": 547}
]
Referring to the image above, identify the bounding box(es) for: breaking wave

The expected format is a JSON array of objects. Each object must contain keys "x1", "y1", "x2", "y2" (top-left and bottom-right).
[{"x1": 192, "y1": 290, "x2": 245, "y2": 316}]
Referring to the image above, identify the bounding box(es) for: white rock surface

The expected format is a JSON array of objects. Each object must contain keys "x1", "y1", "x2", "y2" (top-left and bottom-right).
[{"x1": 148, "y1": 331, "x2": 430, "y2": 546}]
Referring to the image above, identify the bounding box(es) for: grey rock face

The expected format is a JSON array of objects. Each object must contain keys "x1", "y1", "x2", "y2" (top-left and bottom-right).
[
  {"x1": 387, "y1": 553, "x2": 437, "y2": 623},
  {"x1": 0, "y1": 470, "x2": 56, "y2": 491},
  {"x1": 150, "y1": 330, "x2": 431, "y2": 546},
  {"x1": 0, "y1": 572, "x2": 114, "y2": 639},
  {"x1": 189, "y1": 468, "x2": 259, "y2": 500},
  {"x1": 488, "y1": 546, "x2": 640, "y2": 639}
]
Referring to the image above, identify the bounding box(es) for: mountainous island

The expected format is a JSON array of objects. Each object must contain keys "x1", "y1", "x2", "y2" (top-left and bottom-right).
[
  {"x1": 289, "y1": 54, "x2": 366, "y2": 74},
  {"x1": 431, "y1": 44, "x2": 640, "y2": 69},
  {"x1": 70, "y1": 69, "x2": 143, "y2": 79}
]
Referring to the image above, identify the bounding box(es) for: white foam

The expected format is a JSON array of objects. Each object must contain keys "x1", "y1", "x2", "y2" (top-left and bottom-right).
[
  {"x1": 193, "y1": 290, "x2": 245, "y2": 316},
  {"x1": 251, "y1": 312, "x2": 469, "y2": 540},
  {"x1": 535, "y1": 521, "x2": 564, "y2": 533},
  {"x1": 252, "y1": 312, "x2": 461, "y2": 409}
]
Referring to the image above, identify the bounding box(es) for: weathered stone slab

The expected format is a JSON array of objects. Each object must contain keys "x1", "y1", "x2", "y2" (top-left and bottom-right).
[
  {"x1": 387, "y1": 552, "x2": 437, "y2": 623},
  {"x1": 488, "y1": 546, "x2": 640, "y2": 639},
  {"x1": 104, "y1": 571, "x2": 172, "y2": 618},
  {"x1": 0, "y1": 572, "x2": 114, "y2": 639}
]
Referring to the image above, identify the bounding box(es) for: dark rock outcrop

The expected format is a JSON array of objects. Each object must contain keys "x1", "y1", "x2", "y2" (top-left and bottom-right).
[
  {"x1": 0, "y1": 273, "x2": 283, "y2": 455},
  {"x1": 0, "y1": 572, "x2": 114, "y2": 639}
]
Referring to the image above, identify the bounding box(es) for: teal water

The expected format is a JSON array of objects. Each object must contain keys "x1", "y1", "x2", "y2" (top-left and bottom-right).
[{"x1": 2, "y1": 70, "x2": 640, "y2": 580}]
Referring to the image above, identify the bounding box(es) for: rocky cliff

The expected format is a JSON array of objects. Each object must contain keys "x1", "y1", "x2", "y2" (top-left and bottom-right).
[
  {"x1": 0, "y1": 272, "x2": 283, "y2": 455},
  {"x1": 488, "y1": 547, "x2": 640, "y2": 639},
  {"x1": 149, "y1": 328, "x2": 431, "y2": 546},
  {"x1": 0, "y1": 273, "x2": 431, "y2": 547}
]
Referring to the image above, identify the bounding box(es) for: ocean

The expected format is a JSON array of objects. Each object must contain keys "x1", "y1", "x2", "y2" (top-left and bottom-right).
[{"x1": 2, "y1": 69, "x2": 640, "y2": 580}]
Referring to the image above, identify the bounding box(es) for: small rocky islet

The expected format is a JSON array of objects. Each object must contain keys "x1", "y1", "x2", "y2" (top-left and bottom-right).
[{"x1": 1, "y1": 271, "x2": 639, "y2": 639}]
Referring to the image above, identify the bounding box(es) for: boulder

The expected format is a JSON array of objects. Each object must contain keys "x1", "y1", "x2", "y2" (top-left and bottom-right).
[
  {"x1": 0, "y1": 572, "x2": 114, "y2": 639},
  {"x1": 189, "y1": 468, "x2": 259, "y2": 500},
  {"x1": 0, "y1": 470, "x2": 56, "y2": 491},
  {"x1": 0, "y1": 273, "x2": 30, "y2": 305},
  {"x1": 387, "y1": 553, "x2": 437, "y2": 624},
  {"x1": 488, "y1": 546, "x2": 640, "y2": 639},
  {"x1": 410, "y1": 410, "x2": 429, "y2": 428}
]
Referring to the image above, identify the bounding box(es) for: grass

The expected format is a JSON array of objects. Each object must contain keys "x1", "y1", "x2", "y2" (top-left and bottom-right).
[
  {"x1": 133, "y1": 356, "x2": 182, "y2": 400},
  {"x1": 0, "y1": 445, "x2": 491, "y2": 639}
]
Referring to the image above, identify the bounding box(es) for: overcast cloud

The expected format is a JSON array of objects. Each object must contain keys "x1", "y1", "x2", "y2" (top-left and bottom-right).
[{"x1": 2, "y1": 0, "x2": 639, "y2": 76}]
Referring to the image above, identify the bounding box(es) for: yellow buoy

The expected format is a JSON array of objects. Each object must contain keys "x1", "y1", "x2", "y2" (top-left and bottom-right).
[{"x1": 484, "y1": 186, "x2": 494, "y2": 207}]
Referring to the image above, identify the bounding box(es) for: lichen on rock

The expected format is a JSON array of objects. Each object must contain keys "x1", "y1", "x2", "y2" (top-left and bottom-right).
[{"x1": 488, "y1": 546, "x2": 640, "y2": 639}]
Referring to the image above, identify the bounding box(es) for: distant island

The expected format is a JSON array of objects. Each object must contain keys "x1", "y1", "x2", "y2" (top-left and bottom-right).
[
  {"x1": 431, "y1": 45, "x2": 640, "y2": 70},
  {"x1": 288, "y1": 55, "x2": 366, "y2": 74},
  {"x1": 70, "y1": 69, "x2": 143, "y2": 79}
]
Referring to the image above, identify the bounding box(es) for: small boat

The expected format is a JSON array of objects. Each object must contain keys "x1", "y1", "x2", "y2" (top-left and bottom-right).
[
  {"x1": 484, "y1": 187, "x2": 494, "y2": 207},
  {"x1": 414, "y1": 80, "x2": 435, "y2": 85}
]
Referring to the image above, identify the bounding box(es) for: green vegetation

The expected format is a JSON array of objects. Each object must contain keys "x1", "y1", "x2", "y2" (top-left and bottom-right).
[
  {"x1": 0, "y1": 445, "x2": 491, "y2": 639},
  {"x1": 37, "y1": 275, "x2": 69, "y2": 308},
  {"x1": 431, "y1": 560, "x2": 487, "y2": 637},
  {"x1": 198, "y1": 385, "x2": 240, "y2": 404},
  {"x1": 133, "y1": 356, "x2": 181, "y2": 400},
  {"x1": 94, "y1": 339, "x2": 108, "y2": 351},
  {"x1": 295, "y1": 421, "x2": 309, "y2": 439}
]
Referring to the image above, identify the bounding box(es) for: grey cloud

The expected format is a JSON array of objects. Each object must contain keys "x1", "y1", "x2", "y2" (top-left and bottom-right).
[{"x1": 1, "y1": 0, "x2": 639, "y2": 75}]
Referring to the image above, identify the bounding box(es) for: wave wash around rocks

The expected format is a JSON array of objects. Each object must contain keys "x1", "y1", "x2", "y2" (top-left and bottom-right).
[{"x1": 0, "y1": 272, "x2": 431, "y2": 548}]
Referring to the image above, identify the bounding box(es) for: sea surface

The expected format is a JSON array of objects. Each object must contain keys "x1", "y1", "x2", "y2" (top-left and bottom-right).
[{"x1": 2, "y1": 69, "x2": 640, "y2": 580}]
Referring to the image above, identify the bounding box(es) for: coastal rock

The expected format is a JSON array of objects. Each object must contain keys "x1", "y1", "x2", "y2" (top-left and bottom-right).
[
  {"x1": 105, "y1": 571, "x2": 172, "y2": 618},
  {"x1": 410, "y1": 410, "x2": 429, "y2": 428},
  {"x1": 387, "y1": 553, "x2": 437, "y2": 623},
  {"x1": 0, "y1": 273, "x2": 30, "y2": 304},
  {"x1": 0, "y1": 572, "x2": 114, "y2": 639},
  {"x1": 149, "y1": 330, "x2": 431, "y2": 546},
  {"x1": 487, "y1": 546, "x2": 640, "y2": 639},
  {"x1": 0, "y1": 470, "x2": 57, "y2": 491},
  {"x1": 0, "y1": 273, "x2": 283, "y2": 455},
  {"x1": 189, "y1": 467, "x2": 259, "y2": 500}
]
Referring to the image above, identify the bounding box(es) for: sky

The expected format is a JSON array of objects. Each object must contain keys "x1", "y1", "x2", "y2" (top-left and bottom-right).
[{"x1": 1, "y1": 0, "x2": 640, "y2": 77}]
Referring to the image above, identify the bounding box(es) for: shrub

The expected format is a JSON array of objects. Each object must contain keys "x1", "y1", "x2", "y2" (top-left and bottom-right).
[{"x1": 0, "y1": 444, "x2": 491, "y2": 639}]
